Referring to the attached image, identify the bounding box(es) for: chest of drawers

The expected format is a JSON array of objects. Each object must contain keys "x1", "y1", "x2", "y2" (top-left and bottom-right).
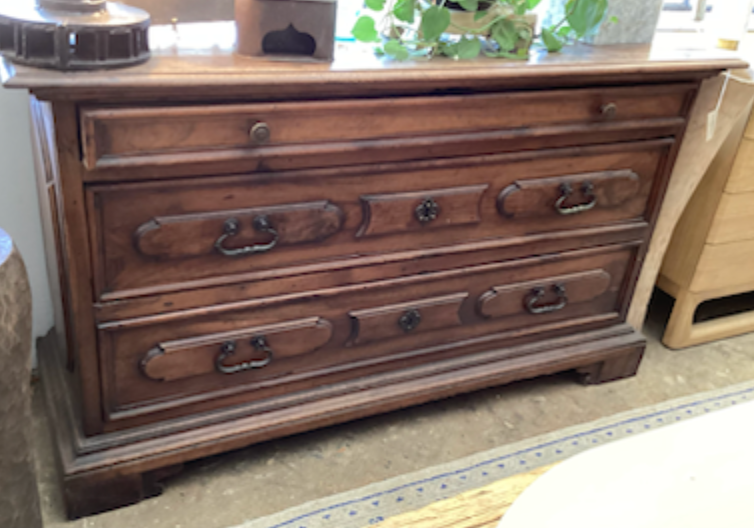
[
  {"x1": 660, "y1": 100, "x2": 754, "y2": 348},
  {"x1": 2, "y1": 34, "x2": 744, "y2": 518}
]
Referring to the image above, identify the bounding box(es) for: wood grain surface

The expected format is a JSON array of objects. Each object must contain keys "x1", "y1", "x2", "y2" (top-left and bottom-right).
[
  {"x1": 369, "y1": 464, "x2": 556, "y2": 528},
  {"x1": 1, "y1": 26, "x2": 745, "y2": 101},
  {"x1": 628, "y1": 73, "x2": 754, "y2": 330},
  {"x1": 11, "y1": 27, "x2": 741, "y2": 517},
  {"x1": 79, "y1": 85, "x2": 689, "y2": 168},
  {"x1": 88, "y1": 142, "x2": 667, "y2": 301}
]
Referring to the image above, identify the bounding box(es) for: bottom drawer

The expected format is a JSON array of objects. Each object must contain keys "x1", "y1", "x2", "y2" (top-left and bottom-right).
[{"x1": 100, "y1": 243, "x2": 637, "y2": 427}]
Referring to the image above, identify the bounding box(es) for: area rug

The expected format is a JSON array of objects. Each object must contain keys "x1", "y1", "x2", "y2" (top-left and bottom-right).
[{"x1": 234, "y1": 379, "x2": 754, "y2": 528}]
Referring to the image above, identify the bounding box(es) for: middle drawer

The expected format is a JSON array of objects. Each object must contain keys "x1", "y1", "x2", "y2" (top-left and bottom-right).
[{"x1": 88, "y1": 140, "x2": 671, "y2": 300}]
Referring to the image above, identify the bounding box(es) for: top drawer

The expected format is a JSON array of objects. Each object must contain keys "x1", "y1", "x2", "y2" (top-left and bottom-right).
[{"x1": 80, "y1": 84, "x2": 692, "y2": 170}]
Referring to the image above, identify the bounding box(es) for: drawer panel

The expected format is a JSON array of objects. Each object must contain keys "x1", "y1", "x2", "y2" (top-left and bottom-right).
[
  {"x1": 135, "y1": 200, "x2": 344, "y2": 259},
  {"x1": 89, "y1": 141, "x2": 670, "y2": 300},
  {"x1": 497, "y1": 169, "x2": 639, "y2": 218},
  {"x1": 141, "y1": 317, "x2": 332, "y2": 382},
  {"x1": 478, "y1": 269, "x2": 611, "y2": 318},
  {"x1": 349, "y1": 292, "x2": 468, "y2": 346},
  {"x1": 691, "y1": 240, "x2": 754, "y2": 292},
  {"x1": 724, "y1": 138, "x2": 754, "y2": 194},
  {"x1": 99, "y1": 244, "x2": 636, "y2": 427},
  {"x1": 81, "y1": 85, "x2": 691, "y2": 169},
  {"x1": 359, "y1": 185, "x2": 488, "y2": 237},
  {"x1": 707, "y1": 191, "x2": 754, "y2": 245}
]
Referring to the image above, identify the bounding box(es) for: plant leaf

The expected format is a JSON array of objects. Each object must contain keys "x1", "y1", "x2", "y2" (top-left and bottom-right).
[
  {"x1": 438, "y1": 41, "x2": 459, "y2": 58},
  {"x1": 421, "y1": 6, "x2": 451, "y2": 41},
  {"x1": 566, "y1": 0, "x2": 607, "y2": 37},
  {"x1": 352, "y1": 16, "x2": 380, "y2": 42},
  {"x1": 384, "y1": 39, "x2": 410, "y2": 60},
  {"x1": 393, "y1": 0, "x2": 415, "y2": 23},
  {"x1": 457, "y1": 36, "x2": 481, "y2": 59},
  {"x1": 557, "y1": 25, "x2": 573, "y2": 37},
  {"x1": 541, "y1": 27, "x2": 564, "y2": 52},
  {"x1": 526, "y1": 0, "x2": 542, "y2": 8},
  {"x1": 458, "y1": 0, "x2": 479, "y2": 11},
  {"x1": 484, "y1": 49, "x2": 528, "y2": 60},
  {"x1": 491, "y1": 18, "x2": 518, "y2": 52},
  {"x1": 474, "y1": 9, "x2": 488, "y2": 20},
  {"x1": 365, "y1": 0, "x2": 386, "y2": 11}
]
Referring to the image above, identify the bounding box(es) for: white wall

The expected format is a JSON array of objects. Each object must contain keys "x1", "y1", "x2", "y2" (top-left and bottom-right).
[{"x1": 0, "y1": 88, "x2": 55, "y2": 366}]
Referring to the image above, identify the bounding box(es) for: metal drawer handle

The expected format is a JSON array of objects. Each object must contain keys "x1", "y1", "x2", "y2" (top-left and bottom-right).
[
  {"x1": 250, "y1": 122, "x2": 271, "y2": 145},
  {"x1": 215, "y1": 215, "x2": 279, "y2": 257},
  {"x1": 555, "y1": 182, "x2": 597, "y2": 215},
  {"x1": 526, "y1": 283, "x2": 568, "y2": 314},
  {"x1": 398, "y1": 309, "x2": 422, "y2": 332},
  {"x1": 216, "y1": 336, "x2": 274, "y2": 374},
  {"x1": 416, "y1": 197, "x2": 440, "y2": 224}
]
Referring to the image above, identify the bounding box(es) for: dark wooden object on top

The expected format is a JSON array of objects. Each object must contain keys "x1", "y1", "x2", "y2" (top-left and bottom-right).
[{"x1": 2, "y1": 28, "x2": 745, "y2": 518}]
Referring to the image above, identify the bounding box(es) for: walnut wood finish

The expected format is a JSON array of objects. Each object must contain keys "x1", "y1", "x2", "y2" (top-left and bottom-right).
[
  {"x1": 2, "y1": 32, "x2": 745, "y2": 101},
  {"x1": 5, "y1": 34, "x2": 738, "y2": 518},
  {"x1": 358, "y1": 185, "x2": 488, "y2": 237},
  {"x1": 497, "y1": 169, "x2": 640, "y2": 219},
  {"x1": 349, "y1": 293, "x2": 468, "y2": 346},
  {"x1": 95, "y1": 222, "x2": 648, "y2": 324},
  {"x1": 79, "y1": 119, "x2": 687, "y2": 183},
  {"x1": 141, "y1": 316, "x2": 333, "y2": 382},
  {"x1": 478, "y1": 269, "x2": 611, "y2": 319},
  {"x1": 79, "y1": 85, "x2": 690, "y2": 170},
  {"x1": 88, "y1": 141, "x2": 670, "y2": 301},
  {"x1": 134, "y1": 200, "x2": 344, "y2": 259},
  {"x1": 100, "y1": 244, "x2": 634, "y2": 427}
]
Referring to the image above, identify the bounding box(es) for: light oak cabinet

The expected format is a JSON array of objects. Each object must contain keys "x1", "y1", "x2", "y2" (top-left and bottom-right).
[{"x1": 659, "y1": 101, "x2": 754, "y2": 348}]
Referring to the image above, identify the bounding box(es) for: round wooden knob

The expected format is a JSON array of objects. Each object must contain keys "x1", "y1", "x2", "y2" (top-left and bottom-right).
[
  {"x1": 600, "y1": 103, "x2": 618, "y2": 119},
  {"x1": 250, "y1": 122, "x2": 271, "y2": 145}
]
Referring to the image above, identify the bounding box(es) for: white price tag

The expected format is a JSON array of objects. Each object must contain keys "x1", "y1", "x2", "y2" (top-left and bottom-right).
[
  {"x1": 707, "y1": 109, "x2": 719, "y2": 142},
  {"x1": 707, "y1": 71, "x2": 731, "y2": 142}
]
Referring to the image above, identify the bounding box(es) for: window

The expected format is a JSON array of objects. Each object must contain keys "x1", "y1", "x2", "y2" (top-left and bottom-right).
[{"x1": 658, "y1": 0, "x2": 754, "y2": 32}]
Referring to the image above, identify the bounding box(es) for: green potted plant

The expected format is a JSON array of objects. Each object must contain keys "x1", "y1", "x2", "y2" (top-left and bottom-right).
[{"x1": 351, "y1": 0, "x2": 614, "y2": 60}]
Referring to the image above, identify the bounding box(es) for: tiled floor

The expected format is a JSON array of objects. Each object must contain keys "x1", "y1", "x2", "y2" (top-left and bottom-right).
[{"x1": 35, "y1": 293, "x2": 754, "y2": 528}]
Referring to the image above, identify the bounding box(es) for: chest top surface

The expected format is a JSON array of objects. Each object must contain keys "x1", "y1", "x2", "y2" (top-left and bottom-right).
[{"x1": 0, "y1": 21, "x2": 747, "y2": 102}]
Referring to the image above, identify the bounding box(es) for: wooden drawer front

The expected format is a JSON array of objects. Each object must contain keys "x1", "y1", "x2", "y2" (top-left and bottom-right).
[
  {"x1": 89, "y1": 142, "x2": 669, "y2": 300},
  {"x1": 724, "y1": 138, "x2": 754, "y2": 194},
  {"x1": 359, "y1": 185, "x2": 488, "y2": 237},
  {"x1": 497, "y1": 169, "x2": 639, "y2": 219},
  {"x1": 707, "y1": 192, "x2": 754, "y2": 245},
  {"x1": 81, "y1": 85, "x2": 691, "y2": 169},
  {"x1": 691, "y1": 240, "x2": 754, "y2": 293},
  {"x1": 349, "y1": 293, "x2": 468, "y2": 346},
  {"x1": 141, "y1": 317, "x2": 333, "y2": 382},
  {"x1": 100, "y1": 244, "x2": 635, "y2": 426},
  {"x1": 135, "y1": 201, "x2": 344, "y2": 259},
  {"x1": 478, "y1": 270, "x2": 611, "y2": 318}
]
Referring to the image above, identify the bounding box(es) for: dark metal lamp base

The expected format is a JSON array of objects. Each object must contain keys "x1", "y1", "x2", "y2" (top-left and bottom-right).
[{"x1": 0, "y1": 0, "x2": 150, "y2": 71}]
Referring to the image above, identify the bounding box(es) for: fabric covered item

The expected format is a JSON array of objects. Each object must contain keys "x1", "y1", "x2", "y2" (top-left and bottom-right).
[{"x1": 0, "y1": 227, "x2": 42, "y2": 528}]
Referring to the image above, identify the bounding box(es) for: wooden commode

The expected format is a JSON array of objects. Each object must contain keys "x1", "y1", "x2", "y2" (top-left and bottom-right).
[
  {"x1": 660, "y1": 95, "x2": 754, "y2": 348},
  {"x1": 1, "y1": 26, "x2": 744, "y2": 518}
]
